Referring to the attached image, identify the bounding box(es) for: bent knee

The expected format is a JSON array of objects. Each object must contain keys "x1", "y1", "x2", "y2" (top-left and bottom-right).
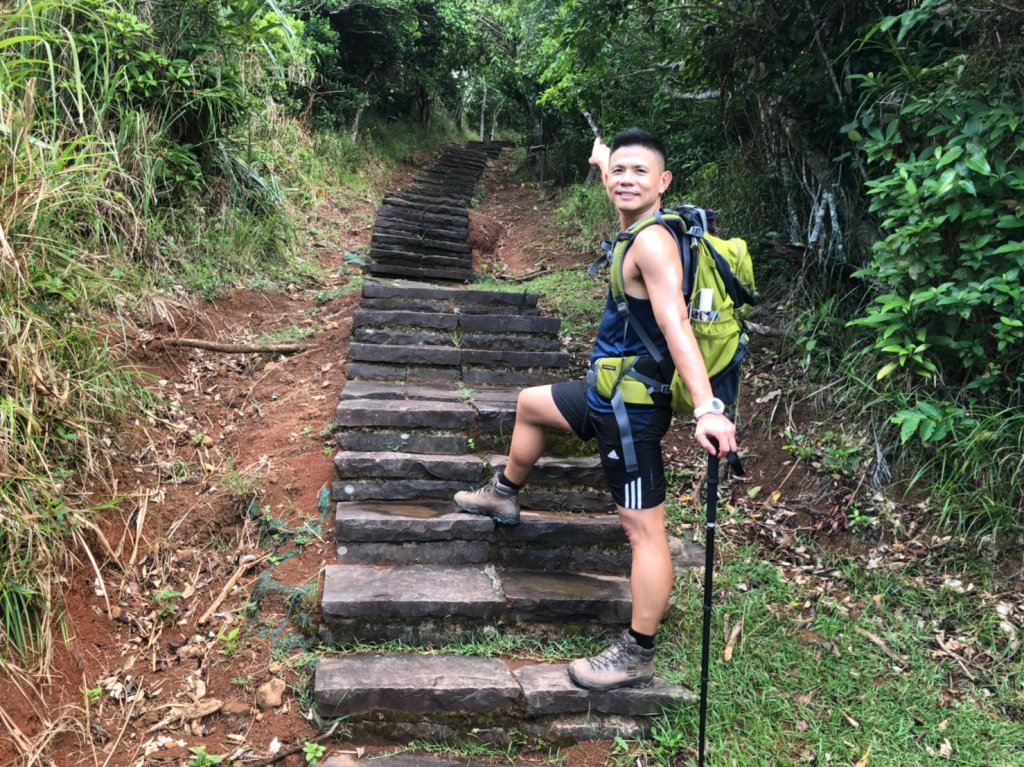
[{"x1": 516, "y1": 386, "x2": 557, "y2": 421}]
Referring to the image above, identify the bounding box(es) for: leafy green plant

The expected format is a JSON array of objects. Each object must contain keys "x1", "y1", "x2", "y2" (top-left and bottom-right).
[
  {"x1": 153, "y1": 588, "x2": 183, "y2": 619},
  {"x1": 847, "y1": 3, "x2": 1024, "y2": 401},
  {"x1": 302, "y1": 741, "x2": 326, "y2": 767},
  {"x1": 187, "y1": 746, "x2": 224, "y2": 767},
  {"x1": 217, "y1": 627, "x2": 243, "y2": 657}
]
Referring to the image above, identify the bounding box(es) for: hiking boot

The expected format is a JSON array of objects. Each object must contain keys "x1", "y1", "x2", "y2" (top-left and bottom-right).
[
  {"x1": 453, "y1": 473, "x2": 520, "y2": 525},
  {"x1": 567, "y1": 629, "x2": 655, "y2": 691}
]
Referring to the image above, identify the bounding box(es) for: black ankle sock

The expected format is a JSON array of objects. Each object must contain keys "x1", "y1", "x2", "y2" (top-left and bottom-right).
[
  {"x1": 497, "y1": 471, "x2": 522, "y2": 492},
  {"x1": 628, "y1": 628, "x2": 656, "y2": 650}
]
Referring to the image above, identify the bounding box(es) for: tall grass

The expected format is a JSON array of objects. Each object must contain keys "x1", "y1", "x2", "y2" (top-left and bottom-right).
[{"x1": 1, "y1": 1, "x2": 147, "y2": 671}]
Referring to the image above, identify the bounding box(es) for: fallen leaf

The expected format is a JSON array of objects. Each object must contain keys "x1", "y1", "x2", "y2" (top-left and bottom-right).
[
  {"x1": 854, "y1": 746, "x2": 871, "y2": 767},
  {"x1": 939, "y1": 738, "x2": 953, "y2": 758}
]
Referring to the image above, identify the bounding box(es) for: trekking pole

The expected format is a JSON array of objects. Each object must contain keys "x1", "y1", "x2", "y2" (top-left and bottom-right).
[
  {"x1": 582, "y1": 110, "x2": 601, "y2": 138},
  {"x1": 697, "y1": 438, "x2": 743, "y2": 766},
  {"x1": 697, "y1": 439, "x2": 720, "y2": 767}
]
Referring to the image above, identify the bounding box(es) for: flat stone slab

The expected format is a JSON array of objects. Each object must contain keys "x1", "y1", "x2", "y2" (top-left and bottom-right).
[
  {"x1": 500, "y1": 571, "x2": 632, "y2": 624},
  {"x1": 315, "y1": 655, "x2": 519, "y2": 718},
  {"x1": 332, "y1": 478, "x2": 471, "y2": 503},
  {"x1": 362, "y1": 279, "x2": 539, "y2": 310},
  {"x1": 488, "y1": 455, "x2": 605, "y2": 486},
  {"x1": 333, "y1": 451, "x2": 484, "y2": 482},
  {"x1": 354, "y1": 309, "x2": 459, "y2": 331},
  {"x1": 515, "y1": 663, "x2": 697, "y2": 716},
  {"x1": 345, "y1": 362, "x2": 462, "y2": 383},
  {"x1": 460, "y1": 348, "x2": 570, "y2": 368},
  {"x1": 336, "y1": 540, "x2": 491, "y2": 566},
  {"x1": 340, "y1": 380, "x2": 407, "y2": 400},
  {"x1": 459, "y1": 314, "x2": 560, "y2": 334},
  {"x1": 351, "y1": 343, "x2": 462, "y2": 366},
  {"x1": 367, "y1": 264, "x2": 473, "y2": 283},
  {"x1": 337, "y1": 431, "x2": 467, "y2": 455},
  {"x1": 335, "y1": 501, "x2": 493, "y2": 542},
  {"x1": 321, "y1": 565, "x2": 503, "y2": 620},
  {"x1": 500, "y1": 511, "x2": 624, "y2": 545},
  {"x1": 336, "y1": 400, "x2": 475, "y2": 429}
]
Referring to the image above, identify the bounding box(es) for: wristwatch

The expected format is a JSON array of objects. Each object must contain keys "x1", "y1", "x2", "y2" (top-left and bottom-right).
[{"x1": 693, "y1": 397, "x2": 726, "y2": 419}]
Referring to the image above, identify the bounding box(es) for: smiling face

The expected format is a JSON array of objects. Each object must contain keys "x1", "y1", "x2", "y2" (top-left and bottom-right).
[{"x1": 605, "y1": 144, "x2": 672, "y2": 226}]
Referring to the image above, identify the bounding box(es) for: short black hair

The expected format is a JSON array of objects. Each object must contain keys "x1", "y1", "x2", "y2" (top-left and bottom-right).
[{"x1": 610, "y1": 127, "x2": 667, "y2": 168}]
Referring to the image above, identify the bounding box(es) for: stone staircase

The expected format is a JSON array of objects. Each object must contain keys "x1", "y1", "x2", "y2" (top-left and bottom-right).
[
  {"x1": 367, "y1": 142, "x2": 502, "y2": 282},
  {"x1": 313, "y1": 143, "x2": 698, "y2": 756}
]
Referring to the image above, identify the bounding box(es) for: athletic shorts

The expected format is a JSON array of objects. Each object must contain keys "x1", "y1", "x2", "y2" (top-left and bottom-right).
[{"x1": 551, "y1": 380, "x2": 672, "y2": 510}]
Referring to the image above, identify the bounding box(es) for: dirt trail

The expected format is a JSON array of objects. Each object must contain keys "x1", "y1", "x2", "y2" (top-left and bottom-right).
[{"x1": 1, "y1": 151, "x2": 833, "y2": 767}]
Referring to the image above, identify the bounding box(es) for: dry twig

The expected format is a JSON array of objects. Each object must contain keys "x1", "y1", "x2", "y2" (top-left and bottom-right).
[
  {"x1": 854, "y1": 626, "x2": 908, "y2": 667},
  {"x1": 155, "y1": 337, "x2": 307, "y2": 354},
  {"x1": 197, "y1": 553, "x2": 272, "y2": 625}
]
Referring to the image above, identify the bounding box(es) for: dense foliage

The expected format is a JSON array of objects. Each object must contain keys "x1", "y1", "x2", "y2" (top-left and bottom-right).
[
  {"x1": 3, "y1": 0, "x2": 1022, "y2": 671},
  {"x1": 525, "y1": 0, "x2": 1024, "y2": 530}
]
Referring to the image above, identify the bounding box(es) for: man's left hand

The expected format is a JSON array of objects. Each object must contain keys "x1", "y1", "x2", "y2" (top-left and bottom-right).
[{"x1": 695, "y1": 413, "x2": 736, "y2": 458}]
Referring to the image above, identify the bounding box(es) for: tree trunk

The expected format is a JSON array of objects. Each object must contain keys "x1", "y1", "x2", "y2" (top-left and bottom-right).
[{"x1": 479, "y1": 84, "x2": 487, "y2": 142}]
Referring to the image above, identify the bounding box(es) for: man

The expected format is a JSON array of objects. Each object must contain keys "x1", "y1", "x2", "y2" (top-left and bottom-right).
[{"x1": 454, "y1": 128, "x2": 737, "y2": 691}]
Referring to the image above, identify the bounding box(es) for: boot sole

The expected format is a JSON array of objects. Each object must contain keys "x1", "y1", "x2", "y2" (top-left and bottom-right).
[
  {"x1": 566, "y1": 665, "x2": 655, "y2": 691},
  {"x1": 453, "y1": 499, "x2": 519, "y2": 526}
]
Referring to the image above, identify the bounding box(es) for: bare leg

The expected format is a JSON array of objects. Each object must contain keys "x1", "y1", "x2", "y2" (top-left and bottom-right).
[
  {"x1": 618, "y1": 503, "x2": 673, "y2": 635},
  {"x1": 502, "y1": 384, "x2": 573, "y2": 485}
]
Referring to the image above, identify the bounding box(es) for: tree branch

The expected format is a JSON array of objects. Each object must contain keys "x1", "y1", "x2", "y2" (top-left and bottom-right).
[{"x1": 155, "y1": 338, "x2": 308, "y2": 354}]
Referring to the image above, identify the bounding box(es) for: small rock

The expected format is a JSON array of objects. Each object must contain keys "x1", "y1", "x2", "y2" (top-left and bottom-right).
[
  {"x1": 175, "y1": 548, "x2": 195, "y2": 563},
  {"x1": 222, "y1": 699, "x2": 250, "y2": 716},
  {"x1": 268, "y1": 661, "x2": 283, "y2": 674},
  {"x1": 256, "y1": 678, "x2": 286, "y2": 710}
]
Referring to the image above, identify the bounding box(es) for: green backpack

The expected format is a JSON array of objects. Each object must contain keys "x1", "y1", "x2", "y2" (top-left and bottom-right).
[{"x1": 588, "y1": 205, "x2": 757, "y2": 471}]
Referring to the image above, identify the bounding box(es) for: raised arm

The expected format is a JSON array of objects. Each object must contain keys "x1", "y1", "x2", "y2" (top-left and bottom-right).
[{"x1": 588, "y1": 137, "x2": 611, "y2": 180}]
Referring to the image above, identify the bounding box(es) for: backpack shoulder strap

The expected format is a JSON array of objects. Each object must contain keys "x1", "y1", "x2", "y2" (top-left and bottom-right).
[{"x1": 610, "y1": 209, "x2": 694, "y2": 314}]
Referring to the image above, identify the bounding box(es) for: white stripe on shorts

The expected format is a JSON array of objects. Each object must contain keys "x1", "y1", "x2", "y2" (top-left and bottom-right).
[{"x1": 625, "y1": 476, "x2": 643, "y2": 509}]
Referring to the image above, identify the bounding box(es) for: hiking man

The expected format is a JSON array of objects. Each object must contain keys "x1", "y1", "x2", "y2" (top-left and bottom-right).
[{"x1": 454, "y1": 127, "x2": 737, "y2": 691}]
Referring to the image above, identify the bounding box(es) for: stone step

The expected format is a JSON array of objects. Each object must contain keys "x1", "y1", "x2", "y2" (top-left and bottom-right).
[
  {"x1": 334, "y1": 502, "x2": 631, "y2": 571},
  {"x1": 344, "y1": 364, "x2": 566, "y2": 393},
  {"x1": 349, "y1": 343, "x2": 570, "y2": 370},
  {"x1": 314, "y1": 654, "x2": 694, "y2": 746},
  {"x1": 409, "y1": 180, "x2": 476, "y2": 197},
  {"x1": 390, "y1": 189, "x2": 471, "y2": 207},
  {"x1": 352, "y1": 327, "x2": 563, "y2": 353},
  {"x1": 362, "y1": 279, "x2": 539, "y2": 311},
  {"x1": 372, "y1": 220, "x2": 468, "y2": 241},
  {"x1": 336, "y1": 398, "x2": 476, "y2": 429},
  {"x1": 376, "y1": 204, "x2": 468, "y2": 229},
  {"x1": 333, "y1": 451, "x2": 483, "y2": 482},
  {"x1": 331, "y1": 452, "x2": 610, "y2": 512},
  {"x1": 337, "y1": 429, "x2": 468, "y2": 455},
  {"x1": 381, "y1": 193, "x2": 468, "y2": 217},
  {"x1": 369, "y1": 249, "x2": 473, "y2": 270},
  {"x1": 353, "y1": 309, "x2": 560, "y2": 336},
  {"x1": 371, "y1": 232, "x2": 472, "y2": 255},
  {"x1": 366, "y1": 263, "x2": 473, "y2": 282},
  {"x1": 319, "y1": 564, "x2": 632, "y2": 645},
  {"x1": 343, "y1": 361, "x2": 462, "y2": 384}
]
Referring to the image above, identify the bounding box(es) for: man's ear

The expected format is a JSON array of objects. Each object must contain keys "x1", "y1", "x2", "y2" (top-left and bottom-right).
[{"x1": 659, "y1": 170, "x2": 673, "y2": 193}]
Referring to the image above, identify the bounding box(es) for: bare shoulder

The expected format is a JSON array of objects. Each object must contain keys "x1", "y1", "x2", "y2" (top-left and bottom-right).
[{"x1": 629, "y1": 224, "x2": 679, "y2": 270}]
